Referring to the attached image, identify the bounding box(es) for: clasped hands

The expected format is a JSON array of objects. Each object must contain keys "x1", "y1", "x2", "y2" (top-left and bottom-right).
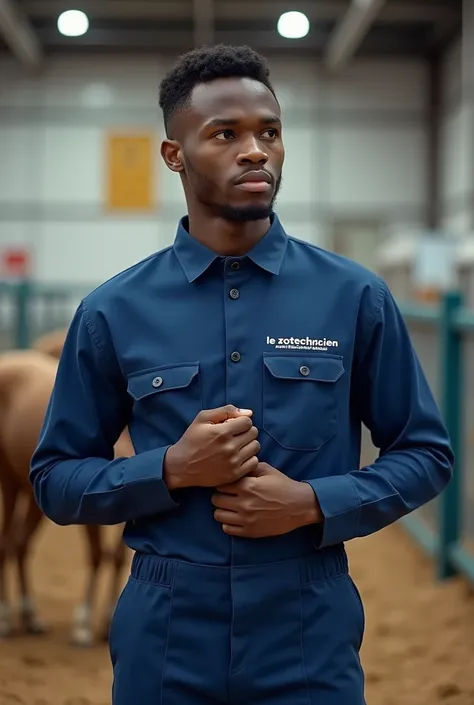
[{"x1": 163, "y1": 405, "x2": 322, "y2": 539}]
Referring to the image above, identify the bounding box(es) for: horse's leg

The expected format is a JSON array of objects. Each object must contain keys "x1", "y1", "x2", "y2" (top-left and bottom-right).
[
  {"x1": 0, "y1": 473, "x2": 19, "y2": 637},
  {"x1": 15, "y1": 493, "x2": 46, "y2": 634},
  {"x1": 71, "y1": 524, "x2": 103, "y2": 647},
  {"x1": 100, "y1": 527, "x2": 127, "y2": 642}
]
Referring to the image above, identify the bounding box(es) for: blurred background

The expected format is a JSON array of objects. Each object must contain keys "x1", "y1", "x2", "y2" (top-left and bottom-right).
[{"x1": 0, "y1": 1, "x2": 473, "y2": 704}]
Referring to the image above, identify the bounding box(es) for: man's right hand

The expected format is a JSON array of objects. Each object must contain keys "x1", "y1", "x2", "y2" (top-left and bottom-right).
[{"x1": 163, "y1": 405, "x2": 259, "y2": 490}]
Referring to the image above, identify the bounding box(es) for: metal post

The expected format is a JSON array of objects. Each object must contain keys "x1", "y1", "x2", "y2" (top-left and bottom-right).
[
  {"x1": 426, "y1": 53, "x2": 441, "y2": 231},
  {"x1": 438, "y1": 290, "x2": 462, "y2": 579},
  {"x1": 193, "y1": 0, "x2": 214, "y2": 47},
  {"x1": 14, "y1": 279, "x2": 31, "y2": 349}
]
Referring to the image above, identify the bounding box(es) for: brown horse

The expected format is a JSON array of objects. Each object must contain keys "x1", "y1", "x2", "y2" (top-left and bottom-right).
[
  {"x1": 32, "y1": 329, "x2": 135, "y2": 647},
  {"x1": 0, "y1": 349, "x2": 56, "y2": 638}
]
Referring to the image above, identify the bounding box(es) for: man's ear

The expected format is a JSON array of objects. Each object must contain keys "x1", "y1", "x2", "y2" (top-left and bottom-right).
[{"x1": 161, "y1": 140, "x2": 184, "y2": 173}]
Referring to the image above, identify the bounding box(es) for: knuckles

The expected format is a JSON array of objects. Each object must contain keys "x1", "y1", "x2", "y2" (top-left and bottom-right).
[{"x1": 247, "y1": 456, "x2": 259, "y2": 471}]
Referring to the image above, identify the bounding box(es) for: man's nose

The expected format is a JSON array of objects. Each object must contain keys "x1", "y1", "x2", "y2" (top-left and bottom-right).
[{"x1": 237, "y1": 138, "x2": 269, "y2": 166}]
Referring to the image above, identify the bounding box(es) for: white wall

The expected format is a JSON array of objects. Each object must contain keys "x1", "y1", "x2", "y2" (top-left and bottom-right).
[
  {"x1": 440, "y1": 38, "x2": 474, "y2": 235},
  {"x1": 0, "y1": 54, "x2": 428, "y2": 285}
]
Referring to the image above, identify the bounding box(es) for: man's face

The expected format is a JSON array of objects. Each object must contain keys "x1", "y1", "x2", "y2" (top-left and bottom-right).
[{"x1": 163, "y1": 77, "x2": 285, "y2": 222}]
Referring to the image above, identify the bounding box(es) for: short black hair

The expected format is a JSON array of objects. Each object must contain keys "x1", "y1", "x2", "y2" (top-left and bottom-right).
[{"x1": 159, "y1": 44, "x2": 276, "y2": 136}]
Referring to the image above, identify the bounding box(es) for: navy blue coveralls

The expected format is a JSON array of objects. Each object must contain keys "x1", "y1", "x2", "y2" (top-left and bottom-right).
[{"x1": 30, "y1": 214, "x2": 453, "y2": 704}]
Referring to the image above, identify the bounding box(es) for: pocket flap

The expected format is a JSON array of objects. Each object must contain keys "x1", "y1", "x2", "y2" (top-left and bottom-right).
[
  {"x1": 127, "y1": 363, "x2": 199, "y2": 401},
  {"x1": 263, "y1": 354, "x2": 344, "y2": 383}
]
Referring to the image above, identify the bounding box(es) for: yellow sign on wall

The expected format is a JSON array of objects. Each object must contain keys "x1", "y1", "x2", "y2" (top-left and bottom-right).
[{"x1": 106, "y1": 132, "x2": 156, "y2": 211}]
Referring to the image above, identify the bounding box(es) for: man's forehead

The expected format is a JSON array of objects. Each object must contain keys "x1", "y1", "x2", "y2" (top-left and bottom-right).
[{"x1": 189, "y1": 77, "x2": 279, "y2": 119}]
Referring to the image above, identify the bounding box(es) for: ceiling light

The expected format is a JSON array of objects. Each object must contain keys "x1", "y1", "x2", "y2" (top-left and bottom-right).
[
  {"x1": 277, "y1": 11, "x2": 310, "y2": 39},
  {"x1": 57, "y1": 9, "x2": 89, "y2": 37}
]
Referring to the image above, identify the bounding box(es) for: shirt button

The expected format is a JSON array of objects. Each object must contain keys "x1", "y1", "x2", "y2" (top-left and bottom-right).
[
  {"x1": 230, "y1": 351, "x2": 241, "y2": 363},
  {"x1": 152, "y1": 376, "x2": 163, "y2": 388},
  {"x1": 229, "y1": 288, "x2": 240, "y2": 299},
  {"x1": 231, "y1": 261, "x2": 240, "y2": 270},
  {"x1": 299, "y1": 365, "x2": 310, "y2": 376}
]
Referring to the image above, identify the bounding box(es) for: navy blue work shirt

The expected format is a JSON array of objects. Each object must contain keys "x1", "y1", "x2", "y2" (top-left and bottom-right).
[{"x1": 30, "y1": 214, "x2": 454, "y2": 566}]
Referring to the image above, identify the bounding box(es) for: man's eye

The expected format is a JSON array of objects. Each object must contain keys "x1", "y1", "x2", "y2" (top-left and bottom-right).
[{"x1": 215, "y1": 130, "x2": 235, "y2": 140}]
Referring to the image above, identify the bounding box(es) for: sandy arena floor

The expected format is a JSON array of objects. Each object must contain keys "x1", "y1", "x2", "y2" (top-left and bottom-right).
[{"x1": 0, "y1": 519, "x2": 473, "y2": 705}]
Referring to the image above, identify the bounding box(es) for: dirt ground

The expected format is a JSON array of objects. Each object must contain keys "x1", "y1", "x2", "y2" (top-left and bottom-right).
[{"x1": 0, "y1": 519, "x2": 473, "y2": 705}]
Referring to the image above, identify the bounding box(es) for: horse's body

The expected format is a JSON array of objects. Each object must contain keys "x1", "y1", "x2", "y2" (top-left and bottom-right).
[
  {"x1": 0, "y1": 350, "x2": 59, "y2": 636},
  {"x1": 0, "y1": 332, "x2": 134, "y2": 646}
]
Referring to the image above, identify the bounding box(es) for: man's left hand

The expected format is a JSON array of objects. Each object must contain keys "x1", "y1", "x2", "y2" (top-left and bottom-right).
[{"x1": 211, "y1": 462, "x2": 323, "y2": 538}]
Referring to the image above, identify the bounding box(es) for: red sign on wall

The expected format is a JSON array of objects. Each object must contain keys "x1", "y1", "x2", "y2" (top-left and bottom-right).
[{"x1": 1, "y1": 247, "x2": 32, "y2": 278}]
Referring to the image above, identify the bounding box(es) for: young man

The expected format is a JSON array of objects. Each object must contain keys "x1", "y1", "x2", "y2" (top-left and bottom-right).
[{"x1": 30, "y1": 45, "x2": 453, "y2": 704}]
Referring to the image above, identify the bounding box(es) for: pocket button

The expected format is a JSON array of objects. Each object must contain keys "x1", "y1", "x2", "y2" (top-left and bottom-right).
[
  {"x1": 299, "y1": 365, "x2": 310, "y2": 376},
  {"x1": 152, "y1": 376, "x2": 163, "y2": 388}
]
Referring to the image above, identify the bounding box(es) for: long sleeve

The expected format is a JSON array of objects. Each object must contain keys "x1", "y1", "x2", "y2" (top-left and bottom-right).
[
  {"x1": 29, "y1": 300, "x2": 178, "y2": 526},
  {"x1": 305, "y1": 278, "x2": 454, "y2": 548}
]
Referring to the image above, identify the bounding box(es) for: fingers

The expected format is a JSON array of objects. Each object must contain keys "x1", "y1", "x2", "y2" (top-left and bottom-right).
[
  {"x1": 245, "y1": 461, "x2": 268, "y2": 478},
  {"x1": 232, "y1": 424, "x2": 258, "y2": 448},
  {"x1": 224, "y1": 415, "x2": 255, "y2": 436},
  {"x1": 214, "y1": 509, "x2": 241, "y2": 526},
  {"x1": 239, "y1": 439, "x2": 260, "y2": 464},
  {"x1": 198, "y1": 405, "x2": 252, "y2": 424},
  {"x1": 238, "y1": 455, "x2": 259, "y2": 476},
  {"x1": 222, "y1": 524, "x2": 246, "y2": 537},
  {"x1": 212, "y1": 491, "x2": 239, "y2": 510}
]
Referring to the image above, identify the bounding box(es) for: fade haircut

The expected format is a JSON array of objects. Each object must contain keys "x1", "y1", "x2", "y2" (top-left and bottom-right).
[{"x1": 158, "y1": 44, "x2": 277, "y2": 137}]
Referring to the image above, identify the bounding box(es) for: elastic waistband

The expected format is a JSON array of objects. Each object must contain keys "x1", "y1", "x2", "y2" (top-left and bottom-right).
[{"x1": 130, "y1": 544, "x2": 348, "y2": 587}]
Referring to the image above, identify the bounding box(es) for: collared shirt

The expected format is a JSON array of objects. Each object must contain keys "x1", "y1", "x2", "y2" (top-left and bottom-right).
[{"x1": 30, "y1": 214, "x2": 453, "y2": 566}]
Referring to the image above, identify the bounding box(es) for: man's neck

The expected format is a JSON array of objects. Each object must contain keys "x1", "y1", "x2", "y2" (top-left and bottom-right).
[{"x1": 186, "y1": 212, "x2": 271, "y2": 257}]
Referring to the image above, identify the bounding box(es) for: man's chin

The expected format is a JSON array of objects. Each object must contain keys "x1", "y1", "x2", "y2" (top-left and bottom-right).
[{"x1": 217, "y1": 203, "x2": 273, "y2": 223}]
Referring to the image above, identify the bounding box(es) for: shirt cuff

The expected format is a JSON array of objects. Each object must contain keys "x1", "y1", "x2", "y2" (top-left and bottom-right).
[
  {"x1": 304, "y1": 474, "x2": 361, "y2": 548},
  {"x1": 121, "y1": 445, "x2": 179, "y2": 516}
]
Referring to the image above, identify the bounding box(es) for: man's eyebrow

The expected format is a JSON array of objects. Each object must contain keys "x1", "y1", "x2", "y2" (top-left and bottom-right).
[{"x1": 204, "y1": 115, "x2": 282, "y2": 128}]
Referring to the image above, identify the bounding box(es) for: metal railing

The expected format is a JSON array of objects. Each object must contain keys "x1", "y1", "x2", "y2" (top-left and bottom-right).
[
  {"x1": 398, "y1": 292, "x2": 474, "y2": 584},
  {"x1": 0, "y1": 280, "x2": 96, "y2": 349}
]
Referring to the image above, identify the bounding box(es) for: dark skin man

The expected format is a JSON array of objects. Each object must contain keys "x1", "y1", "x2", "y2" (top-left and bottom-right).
[
  {"x1": 30, "y1": 44, "x2": 452, "y2": 705},
  {"x1": 160, "y1": 76, "x2": 323, "y2": 537}
]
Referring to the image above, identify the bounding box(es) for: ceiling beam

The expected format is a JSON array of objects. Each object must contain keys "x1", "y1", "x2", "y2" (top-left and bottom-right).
[
  {"x1": 0, "y1": 0, "x2": 43, "y2": 70},
  {"x1": 325, "y1": 0, "x2": 387, "y2": 72},
  {"x1": 23, "y1": 0, "x2": 458, "y2": 25},
  {"x1": 193, "y1": 0, "x2": 214, "y2": 47},
  {"x1": 34, "y1": 26, "x2": 427, "y2": 57}
]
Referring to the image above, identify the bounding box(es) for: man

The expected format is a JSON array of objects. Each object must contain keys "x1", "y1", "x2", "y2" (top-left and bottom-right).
[{"x1": 30, "y1": 45, "x2": 453, "y2": 704}]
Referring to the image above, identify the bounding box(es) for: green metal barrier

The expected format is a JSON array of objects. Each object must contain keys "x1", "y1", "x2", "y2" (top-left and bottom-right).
[
  {"x1": 0, "y1": 280, "x2": 97, "y2": 350},
  {"x1": 0, "y1": 280, "x2": 33, "y2": 350},
  {"x1": 399, "y1": 292, "x2": 474, "y2": 585}
]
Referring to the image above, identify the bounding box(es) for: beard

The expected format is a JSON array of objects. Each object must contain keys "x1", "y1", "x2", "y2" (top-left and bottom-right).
[
  {"x1": 185, "y1": 160, "x2": 283, "y2": 223},
  {"x1": 216, "y1": 195, "x2": 279, "y2": 223},
  {"x1": 217, "y1": 174, "x2": 282, "y2": 222}
]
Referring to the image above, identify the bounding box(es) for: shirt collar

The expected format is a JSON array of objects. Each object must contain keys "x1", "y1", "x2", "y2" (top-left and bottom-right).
[{"x1": 173, "y1": 213, "x2": 288, "y2": 283}]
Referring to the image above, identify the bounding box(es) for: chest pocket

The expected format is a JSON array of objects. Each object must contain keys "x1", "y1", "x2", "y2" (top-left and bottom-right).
[
  {"x1": 263, "y1": 354, "x2": 344, "y2": 451},
  {"x1": 127, "y1": 362, "x2": 202, "y2": 444}
]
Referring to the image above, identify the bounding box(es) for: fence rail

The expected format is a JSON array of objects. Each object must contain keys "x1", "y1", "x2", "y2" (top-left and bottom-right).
[
  {"x1": 399, "y1": 292, "x2": 474, "y2": 585},
  {"x1": 0, "y1": 280, "x2": 472, "y2": 585},
  {"x1": 0, "y1": 280, "x2": 96, "y2": 349}
]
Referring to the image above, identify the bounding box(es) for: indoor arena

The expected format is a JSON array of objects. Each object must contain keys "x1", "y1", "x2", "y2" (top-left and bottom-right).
[{"x1": 0, "y1": 1, "x2": 473, "y2": 704}]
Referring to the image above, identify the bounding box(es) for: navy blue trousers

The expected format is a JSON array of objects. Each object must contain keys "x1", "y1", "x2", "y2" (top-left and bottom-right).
[{"x1": 109, "y1": 545, "x2": 366, "y2": 704}]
